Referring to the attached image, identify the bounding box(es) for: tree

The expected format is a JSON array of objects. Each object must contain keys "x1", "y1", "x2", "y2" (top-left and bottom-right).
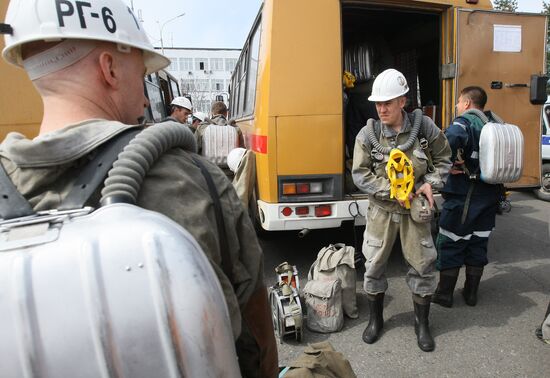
[
  {"x1": 180, "y1": 77, "x2": 216, "y2": 114},
  {"x1": 493, "y1": 0, "x2": 518, "y2": 12}
]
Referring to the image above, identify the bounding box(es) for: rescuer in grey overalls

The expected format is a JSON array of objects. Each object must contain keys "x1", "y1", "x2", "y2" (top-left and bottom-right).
[{"x1": 353, "y1": 69, "x2": 451, "y2": 352}]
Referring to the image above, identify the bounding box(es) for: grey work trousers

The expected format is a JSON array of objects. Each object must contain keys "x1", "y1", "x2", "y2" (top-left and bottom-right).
[{"x1": 362, "y1": 203, "x2": 437, "y2": 297}]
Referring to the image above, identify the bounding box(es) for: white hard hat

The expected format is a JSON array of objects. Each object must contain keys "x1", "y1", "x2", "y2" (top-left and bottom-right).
[
  {"x1": 193, "y1": 111, "x2": 207, "y2": 122},
  {"x1": 171, "y1": 97, "x2": 193, "y2": 111},
  {"x1": 2, "y1": 0, "x2": 170, "y2": 75},
  {"x1": 368, "y1": 68, "x2": 409, "y2": 102},
  {"x1": 227, "y1": 148, "x2": 247, "y2": 173}
]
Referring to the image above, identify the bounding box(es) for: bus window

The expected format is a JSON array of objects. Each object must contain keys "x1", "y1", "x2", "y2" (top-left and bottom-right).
[
  {"x1": 170, "y1": 78, "x2": 180, "y2": 99},
  {"x1": 231, "y1": 62, "x2": 241, "y2": 116},
  {"x1": 145, "y1": 80, "x2": 165, "y2": 122},
  {"x1": 244, "y1": 24, "x2": 261, "y2": 115},
  {"x1": 157, "y1": 77, "x2": 170, "y2": 112},
  {"x1": 237, "y1": 47, "x2": 249, "y2": 117}
]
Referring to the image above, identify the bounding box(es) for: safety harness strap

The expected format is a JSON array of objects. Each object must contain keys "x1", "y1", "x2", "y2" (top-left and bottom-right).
[
  {"x1": 0, "y1": 128, "x2": 142, "y2": 220},
  {"x1": 192, "y1": 156, "x2": 234, "y2": 285},
  {"x1": 0, "y1": 162, "x2": 34, "y2": 220},
  {"x1": 59, "y1": 128, "x2": 142, "y2": 210}
]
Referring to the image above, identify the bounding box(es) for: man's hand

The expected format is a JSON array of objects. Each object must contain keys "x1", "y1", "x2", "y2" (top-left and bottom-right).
[
  {"x1": 450, "y1": 162, "x2": 466, "y2": 175},
  {"x1": 397, "y1": 195, "x2": 413, "y2": 208},
  {"x1": 415, "y1": 182, "x2": 434, "y2": 208}
]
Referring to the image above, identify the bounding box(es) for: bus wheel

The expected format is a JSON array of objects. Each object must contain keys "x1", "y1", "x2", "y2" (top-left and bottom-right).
[{"x1": 535, "y1": 163, "x2": 550, "y2": 202}]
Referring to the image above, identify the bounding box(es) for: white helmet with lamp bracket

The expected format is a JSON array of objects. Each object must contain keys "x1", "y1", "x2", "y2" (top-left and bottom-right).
[
  {"x1": 368, "y1": 68, "x2": 409, "y2": 102},
  {"x1": 171, "y1": 96, "x2": 193, "y2": 112}
]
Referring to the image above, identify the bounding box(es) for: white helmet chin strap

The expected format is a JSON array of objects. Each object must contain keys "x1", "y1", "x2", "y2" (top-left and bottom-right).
[{"x1": 22, "y1": 39, "x2": 97, "y2": 80}]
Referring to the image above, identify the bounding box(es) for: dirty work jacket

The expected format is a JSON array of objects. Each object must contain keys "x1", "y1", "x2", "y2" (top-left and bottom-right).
[
  {"x1": 195, "y1": 114, "x2": 244, "y2": 155},
  {"x1": 232, "y1": 149, "x2": 256, "y2": 209},
  {"x1": 352, "y1": 111, "x2": 451, "y2": 213},
  {"x1": 0, "y1": 119, "x2": 264, "y2": 340}
]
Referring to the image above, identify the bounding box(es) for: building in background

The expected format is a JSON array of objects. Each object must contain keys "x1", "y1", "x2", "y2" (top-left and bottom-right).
[{"x1": 157, "y1": 47, "x2": 241, "y2": 115}]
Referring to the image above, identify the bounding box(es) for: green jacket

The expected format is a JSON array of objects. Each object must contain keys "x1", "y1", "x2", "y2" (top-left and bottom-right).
[
  {"x1": 352, "y1": 111, "x2": 452, "y2": 213},
  {"x1": 0, "y1": 119, "x2": 265, "y2": 340}
]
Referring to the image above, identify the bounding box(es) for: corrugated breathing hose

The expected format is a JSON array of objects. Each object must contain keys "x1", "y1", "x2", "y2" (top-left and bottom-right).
[
  {"x1": 367, "y1": 108, "x2": 423, "y2": 154},
  {"x1": 100, "y1": 122, "x2": 197, "y2": 206}
]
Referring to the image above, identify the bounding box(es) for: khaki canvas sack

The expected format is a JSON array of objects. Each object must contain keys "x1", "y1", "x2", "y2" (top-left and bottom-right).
[
  {"x1": 303, "y1": 279, "x2": 343, "y2": 333},
  {"x1": 308, "y1": 244, "x2": 358, "y2": 318},
  {"x1": 282, "y1": 341, "x2": 357, "y2": 378}
]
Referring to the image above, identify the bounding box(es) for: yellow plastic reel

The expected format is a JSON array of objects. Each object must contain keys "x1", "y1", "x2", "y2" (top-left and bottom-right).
[{"x1": 386, "y1": 148, "x2": 415, "y2": 209}]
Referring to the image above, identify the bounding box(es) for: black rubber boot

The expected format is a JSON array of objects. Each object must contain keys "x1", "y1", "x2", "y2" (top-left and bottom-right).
[
  {"x1": 432, "y1": 268, "x2": 460, "y2": 308},
  {"x1": 535, "y1": 300, "x2": 550, "y2": 340},
  {"x1": 463, "y1": 265, "x2": 483, "y2": 306},
  {"x1": 413, "y1": 295, "x2": 435, "y2": 352},
  {"x1": 362, "y1": 293, "x2": 384, "y2": 344}
]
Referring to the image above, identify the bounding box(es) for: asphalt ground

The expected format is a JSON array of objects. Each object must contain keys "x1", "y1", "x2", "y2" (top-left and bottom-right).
[{"x1": 260, "y1": 190, "x2": 550, "y2": 377}]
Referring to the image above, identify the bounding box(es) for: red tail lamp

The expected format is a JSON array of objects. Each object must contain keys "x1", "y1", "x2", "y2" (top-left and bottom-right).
[
  {"x1": 315, "y1": 205, "x2": 331, "y2": 217},
  {"x1": 281, "y1": 207, "x2": 293, "y2": 217},
  {"x1": 296, "y1": 206, "x2": 309, "y2": 216}
]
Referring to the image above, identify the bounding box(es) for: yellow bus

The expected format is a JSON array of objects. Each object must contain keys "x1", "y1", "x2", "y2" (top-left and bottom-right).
[{"x1": 230, "y1": 0, "x2": 547, "y2": 234}]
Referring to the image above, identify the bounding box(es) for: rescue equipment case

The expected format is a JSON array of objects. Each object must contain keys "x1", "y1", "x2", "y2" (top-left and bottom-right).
[
  {"x1": 479, "y1": 122, "x2": 524, "y2": 184},
  {"x1": 202, "y1": 125, "x2": 239, "y2": 167},
  {"x1": 0, "y1": 205, "x2": 241, "y2": 378},
  {"x1": 0, "y1": 123, "x2": 241, "y2": 377},
  {"x1": 269, "y1": 262, "x2": 303, "y2": 343}
]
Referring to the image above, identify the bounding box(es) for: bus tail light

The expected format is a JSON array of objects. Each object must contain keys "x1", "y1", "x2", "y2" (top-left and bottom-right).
[
  {"x1": 281, "y1": 207, "x2": 293, "y2": 217},
  {"x1": 278, "y1": 175, "x2": 339, "y2": 202},
  {"x1": 282, "y1": 182, "x2": 323, "y2": 195},
  {"x1": 315, "y1": 205, "x2": 332, "y2": 217},
  {"x1": 282, "y1": 183, "x2": 297, "y2": 195},
  {"x1": 310, "y1": 182, "x2": 323, "y2": 193},
  {"x1": 296, "y1": 206, "x2": 309, "y2": 216},
  {"x1": 296, "y1": 183, "x2": 310, "y2": 194}
]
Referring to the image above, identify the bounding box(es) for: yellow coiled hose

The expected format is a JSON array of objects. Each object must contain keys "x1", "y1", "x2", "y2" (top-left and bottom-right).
[{"x1": 386, "y1": 149, "x2": 414, "y2": 209}]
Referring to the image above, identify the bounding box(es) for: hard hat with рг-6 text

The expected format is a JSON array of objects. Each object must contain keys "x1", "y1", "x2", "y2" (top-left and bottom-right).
[
  {"x1": 368, "y1": 68, "x2": 409, "y2": 102},
  {"x1": 1, "y1": 0, "x2": 170, "y2": 74}
]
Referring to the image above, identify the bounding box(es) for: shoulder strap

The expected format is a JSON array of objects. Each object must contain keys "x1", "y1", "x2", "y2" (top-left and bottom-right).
[
  {"x1": 461, "y1": 109, "x2": 489, "y2": 126},
  {"x1": 0, "y1": 128, "x2": 141, "y2": 219},
  {"x1": 0, "y1": 162, "x2": 34, "y2": 219},
  {"x1": 191, "y1": 156, "x2": 234, "y2": 285},
  {"x1": 409, "y1": 111, "x2": 436, "y2": 172},
  {"x1": 374, "y1": 120, "x2": 382, "y2": 143},
  {"x1": 59, "y1": 128, "x2": 142, "y2": 210}
]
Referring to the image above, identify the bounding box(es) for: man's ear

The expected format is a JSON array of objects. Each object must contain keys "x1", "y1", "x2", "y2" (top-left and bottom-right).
[{"x1": 98, "y1": 51, "x2": 118, "y2": 88}]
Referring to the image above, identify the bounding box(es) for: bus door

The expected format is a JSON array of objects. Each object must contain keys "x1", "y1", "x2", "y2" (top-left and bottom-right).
[{"x1": 455, "y1": 9, "x2": 547, "y2": 187}]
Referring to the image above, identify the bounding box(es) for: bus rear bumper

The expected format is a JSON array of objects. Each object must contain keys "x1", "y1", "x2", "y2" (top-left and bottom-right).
[{"x1": 256, "y1": 198, "x2": 369, "y2": 231}]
